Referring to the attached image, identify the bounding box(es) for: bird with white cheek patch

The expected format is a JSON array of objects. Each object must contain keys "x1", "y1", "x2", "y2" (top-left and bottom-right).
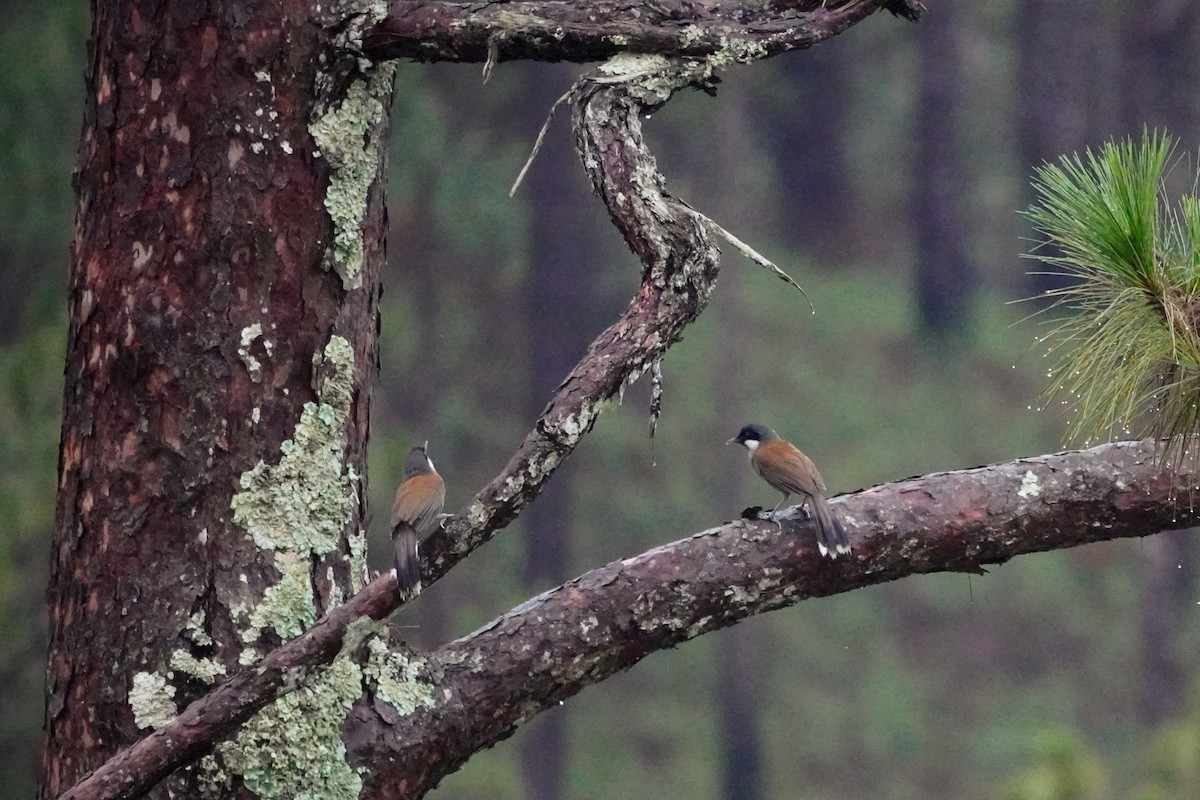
[{"x1": 727, "y1": 423, "x2": 850, "y2": 559}]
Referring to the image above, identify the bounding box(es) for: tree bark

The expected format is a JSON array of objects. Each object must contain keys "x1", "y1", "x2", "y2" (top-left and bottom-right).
[
  {"x1": 43, "y1": 0, "x2": 389, "y2": 796},
  {"x1": 69, "y1": 4, "x2": 1200, "y2": 800},
  {"x1": 365, "y1": 0, "x2": 922, "y2": 64},
  {"x1": 62, "y1": 438, "x2": 1200, "y2": 800}
]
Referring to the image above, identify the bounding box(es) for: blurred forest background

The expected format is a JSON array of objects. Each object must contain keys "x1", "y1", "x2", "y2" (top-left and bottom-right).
[{"x1": 4, "y1": 2, "x2": 1200, "y2": 799}]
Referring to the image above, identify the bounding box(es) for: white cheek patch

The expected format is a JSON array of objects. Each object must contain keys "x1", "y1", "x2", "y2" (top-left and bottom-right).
[{"x1": 743, "y1": 439, "x2": 760, "y2": 453}]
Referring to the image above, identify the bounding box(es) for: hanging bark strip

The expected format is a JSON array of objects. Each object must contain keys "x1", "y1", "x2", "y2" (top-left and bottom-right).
[{"x1": 53, "y1": 3, "x2": 924, "y2": 798}]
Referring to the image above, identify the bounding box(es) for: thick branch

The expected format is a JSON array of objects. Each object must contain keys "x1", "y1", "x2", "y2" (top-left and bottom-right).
[
  {"x1": 350, "y1": 440, "x2": 1200, "y2": 796},
  {"x1": 364, "y1": 0, "x2": 921, "y2": 64},
  {"x1": 61, "y1": 440, "x2": 1196, "y2": 799}
]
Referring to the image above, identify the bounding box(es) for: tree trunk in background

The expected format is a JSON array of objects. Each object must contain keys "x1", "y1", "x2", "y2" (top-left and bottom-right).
[
  {"x1": 710, "y1": 82, "x2": 764, "y2": 800},
  {"x1": 517, "y1": 62, "x2": 603, "y2": 800},
  {"x1": 1016, "y1": 0, "x2": 1106, "y2": 297},
  {"x1": 41, "y1": 1, "x2": 386, "y2": 795},
  {"x1": 769, "y1": 40, "x2": 855, "y2": 265},
  {"x1": 1118, "y1": 1, "x2": 1199, "y2": 142},
  {"x1": 912, "y1": 6, "x2": 972, "y2": 338},
  {"x1": 1138, "y1": 530, "x2": 1194, "y2": 726},
  {"x1": 1116, "y1": 1, "x2": 1200, "y2": 728}
]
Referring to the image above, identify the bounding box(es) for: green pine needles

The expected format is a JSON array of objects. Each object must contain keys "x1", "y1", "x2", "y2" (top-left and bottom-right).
[{"x1": 1026, "y1": 131, "x2": 1200, "y2": 460}]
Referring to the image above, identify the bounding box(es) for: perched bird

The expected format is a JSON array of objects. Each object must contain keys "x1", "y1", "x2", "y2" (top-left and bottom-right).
[
  {"x1": 726, "y1": 423, "x2": 850, "y2": 559},
  {"x1": 390, "y1": 443, "x2": 445, "y2": 599}
]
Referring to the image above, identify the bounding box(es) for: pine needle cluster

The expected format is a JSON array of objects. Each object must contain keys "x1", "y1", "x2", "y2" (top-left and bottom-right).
[{"x1": 1025, "y1": 131, "x2": 1200, "y2": 460}]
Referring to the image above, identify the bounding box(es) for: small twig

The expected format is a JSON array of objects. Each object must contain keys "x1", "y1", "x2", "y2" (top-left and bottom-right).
[
  {"x1": 509, "y1": 85, "x2": 576, "y2": 197},
  {"x1": 481, "y1": 35, "x2": 499, "y2": 83},
  {"x1": 700, "y1": 217, "x2": 815, "y2": 313}
]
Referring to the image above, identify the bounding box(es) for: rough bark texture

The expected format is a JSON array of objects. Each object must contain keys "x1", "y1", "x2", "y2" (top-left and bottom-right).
[
  {"x1": 347, "y1": 440, "x2": 1200, "y2": 798},
  {"x1": 44, "y1": 0, "x2": 389, "y2": 797},
  {"x1": 366, "y1": 0, "x2": 922, "y2": 65},
  {"x1": 62, "y1": 438, "x2": 1200, "y2": 800}
]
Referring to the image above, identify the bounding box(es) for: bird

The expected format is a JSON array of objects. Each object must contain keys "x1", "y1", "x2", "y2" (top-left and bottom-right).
[
  {"x1": 726, "y1": 423, "x2": 851, "y2": 559},
  {"x1": 390, "y1": 442, "x2": 445, "y2": 599}
]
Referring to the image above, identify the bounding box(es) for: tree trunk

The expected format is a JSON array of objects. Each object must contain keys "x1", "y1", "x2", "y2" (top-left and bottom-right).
[
  {"x1": 912, "y1": 5, "x2": 972, "y2": 337},
  {"x1": 1138, "y1": 529, "x2": 1194, "y2": 726},
  {"x1": 1015, "y1": 0, "x2": 1108, "y2": 298},
  {"x1": 706, "y1": 82, "x2": 765, "y2": 800},
  {"x1": 42, "y1": 1, "x2": 389, "y2": 796},
  {"x1": 770, "y1": 40, "x2": 856, "y2": 264},
  {"x1": 1118, "y1": 0, "x2": 1199, "y2": 142}
]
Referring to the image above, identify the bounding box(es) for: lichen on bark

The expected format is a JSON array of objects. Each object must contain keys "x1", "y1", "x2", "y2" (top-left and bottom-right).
[
  {"x1": 309, "y1": 64, "x2": 396, "y2": 290},
  {"x1": 220, "y1": 334, "x2": 365, "y2": 795}
]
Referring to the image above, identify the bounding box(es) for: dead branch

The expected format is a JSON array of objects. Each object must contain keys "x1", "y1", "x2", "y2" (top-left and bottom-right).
[{"x1": 364, "y1": 0, "x2": 921, "y2": 65}]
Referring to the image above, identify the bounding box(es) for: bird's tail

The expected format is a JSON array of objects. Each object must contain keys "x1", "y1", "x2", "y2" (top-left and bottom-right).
[
  {"x1": 393, "y1": 525, "x2": 422, "y2": 600},
  {"x1": 811, "y1": 494, "x2": 851, "y2": 559}
]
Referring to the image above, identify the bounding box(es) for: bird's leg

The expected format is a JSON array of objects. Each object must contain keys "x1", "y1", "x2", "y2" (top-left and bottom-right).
[
  {"x1": 767, "y1": 493, "x2": 789, "y2": 528},
  {"x1": 796, "y1": 496, "x2": 813, "y2": 520}
]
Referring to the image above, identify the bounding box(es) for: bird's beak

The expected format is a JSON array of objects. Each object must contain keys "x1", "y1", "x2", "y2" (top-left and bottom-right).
[{"x1": 725, "y1": 438, "x2": 737, "y2": 446}]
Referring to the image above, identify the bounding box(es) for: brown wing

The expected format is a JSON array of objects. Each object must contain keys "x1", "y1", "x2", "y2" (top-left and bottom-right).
[
  {"x1": 391, "y1": 472, "x2": 446, "y2": 535},
  {"x1": 753, "y1": 438, "x2": 826, "y2": 498}
]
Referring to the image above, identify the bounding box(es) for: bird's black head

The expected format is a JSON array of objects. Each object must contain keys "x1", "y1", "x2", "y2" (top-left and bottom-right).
[
  {"x1": 726, "y1": 424, "x2": 778, "y2": 448},
  {"x1": 403, "y1": 442, "x2": 435, "y2": 477}
]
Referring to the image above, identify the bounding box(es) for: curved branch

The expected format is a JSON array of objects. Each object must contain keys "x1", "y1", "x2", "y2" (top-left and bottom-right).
[
  {"x1": 364, "y1": 0, "x2": 921, "y2": 64},
  {"x1": 420, "y1": 56, "x2": 725, "y2": 577},
  {"x1": 350, "y1": 440, "x2": 1200, "y2": 796}
]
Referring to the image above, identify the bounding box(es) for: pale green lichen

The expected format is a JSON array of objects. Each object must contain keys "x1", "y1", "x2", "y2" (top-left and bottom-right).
[
  {"x1": 346, "y1": 522, "x2": 368, "y2": 592},
  {"x1": 231, "y1": 335, "x2": 357, "y2": 555},
  {"x1": 310, "y1": 63, "x2": 396, "y2": 290},
  {"x1": 246, "y1": 555, "x2": 318, "y2": 640},
  {"x1": 171, "y1": 649, "x2": 228, "y2": 684},
  {"x1": 238, "y1": 323, "x2": 265, "y2": 382},
  {"x1": 219, "y1": 335, "x2": 367, "y2": 798},
  {"x1": 710, "y1": 37, "x2": 768, "y2": 67},
  {"x1": 185, "y1": 609, "x2": 213, "y2": 646},
  {"x1": 218, "y1": 656, "x2": 365, "y2": 800},
  {"x1": 364, "y1": 637, "x2": 437, "y2": 716},
  {"x1": 1018, "y1": 470, "x2": 1042, "y2": 499},
  {"x1": 129, "y1": 671, "x2": 178, "y2": 730}
]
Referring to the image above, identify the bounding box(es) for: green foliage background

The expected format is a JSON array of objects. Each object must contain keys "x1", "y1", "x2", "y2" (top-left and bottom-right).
[{"x1": 3, "y1": 3, "x2": 1200, "y2": 799}]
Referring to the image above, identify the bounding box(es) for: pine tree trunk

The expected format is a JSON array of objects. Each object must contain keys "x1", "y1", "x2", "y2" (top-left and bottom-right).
[{"x1": 41, "y1": 1, "x2": 388, "y2": 795}]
